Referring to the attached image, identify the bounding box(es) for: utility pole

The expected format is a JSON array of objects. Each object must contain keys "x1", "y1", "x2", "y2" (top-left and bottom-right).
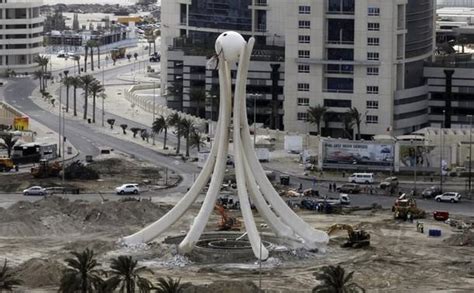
[
  {"x1": 468, "y1": 115, "x2": 473, "y2": 198},
  {"x1": 440, "y1": 110, "x2": 445, "y2": 192},
  {"x1": 152, "y1": 81, "x2": 156, "y2": 145},
  {"x1": 58, "y1": 75, "x2": 62, "y2": 158},
  {"x1": 102, "y1": 67, "x2": 105, "y2": 127}
]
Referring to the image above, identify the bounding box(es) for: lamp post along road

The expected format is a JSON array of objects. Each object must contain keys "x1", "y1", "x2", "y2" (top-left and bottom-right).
[
  {"x1": 152, "y1": 82, "x2": 156, "y2": 145},
  {"x1": 468, "y1": 115, "x2": 473, "y2": 198},
  {"x1": 440, "y1": 110, "x2": 446, "y2": 192}
]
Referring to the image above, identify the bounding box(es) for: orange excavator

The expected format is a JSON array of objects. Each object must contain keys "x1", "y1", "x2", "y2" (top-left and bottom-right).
[{"x1": 214, "y1": 204, "x2": 241, "y2": 231}]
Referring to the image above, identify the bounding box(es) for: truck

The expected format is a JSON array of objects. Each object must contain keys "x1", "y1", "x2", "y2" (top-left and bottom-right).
[
  {"x1": 0, "y1": 157, "x2": 15, "y2": 172},
  {"x1": 255, "y1": 148, "x2": 270, "y2": 162}
]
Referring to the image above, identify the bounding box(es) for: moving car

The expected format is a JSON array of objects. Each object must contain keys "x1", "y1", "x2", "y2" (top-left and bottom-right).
[
  {"x1": 422, "y1": 186, "x2": 442, "y2": 198},
  {"x1": 149, "y1": 53, "x2": 160, "y2": 62},
  {"x1": 23, "y1": 186, "x2": 47, "y2": 196},
  {"x1": 336, "y1": 183, "x2": 361, "y2": 194},
  {"x1": 434, "y1": 192, "x2": 461, "y2": 203},
  {"x1": 348, "y1": 173, "x2": 374, "y2": 184},
  {"x1": 379, "y1": 176, "x2": 399, "y2": 190},
  {"x1": 115, "y1": 184, "x2": 140, "y2": 195}
]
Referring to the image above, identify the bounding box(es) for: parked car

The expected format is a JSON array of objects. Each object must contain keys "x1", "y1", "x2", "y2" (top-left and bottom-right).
[
  {"x1": 149, "y1": 53, "x2": 160, "y2": 62},
  {"x1": 433, "y1": 211, "x2": 449, "y2": 221},
  {"x1": 422, "y1": 186, "x2": 442, "y2": 198},
  {"x1": 435, "y1": 192, "x2": 461, "y2": 203},
  {"x1": 379, "y1": 176, "x2": 399, "y2": 189},
  {"x1": 23, "y1": 186, "x2": 47, "y2": 196},
  {"x1": 336, "y1": 183, "x2": 361, "y2": 194},
  {"x1": 115, "y1": 184, "x2": 140, "y2": 195}
]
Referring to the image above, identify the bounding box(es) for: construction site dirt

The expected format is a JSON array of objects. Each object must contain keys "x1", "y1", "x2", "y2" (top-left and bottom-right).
[{"x1": 0, "y1": 194, "x2": 473, "y2": 292}]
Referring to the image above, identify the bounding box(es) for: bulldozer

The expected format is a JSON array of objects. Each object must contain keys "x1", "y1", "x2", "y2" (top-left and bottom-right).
[
  {"x1": 392, "y1": 194, "x2": 426, "y2": 220},
  {"x1": 327, "y1": 224, "x2": 370, "y2": 248},
  {"x1": 31, "y1": 159, "x2": 62, "y2": 178},
  {"x1": 0, "y1": 157, "x2": 15, "y2": 172},
  {"x1": 214, "y1": 204, "x2": 241, "y2": 231}
]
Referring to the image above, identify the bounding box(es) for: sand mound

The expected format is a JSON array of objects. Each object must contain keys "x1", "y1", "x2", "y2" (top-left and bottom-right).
[
  {"x1": 14, "y1": 258, "x2": 65, "y2": 287},
  {"x1": 63, "y1": 239, "x2": 117, "y2": 255},
  {"x1": 444, "y1": 229, "x2": 474, "y2": 247},
  {"x1": 182, "y1": 280, "x2": 259, "y2": 293},
  {"x1": 0, "y1": 196, "x2": 170, "y2": 237}
]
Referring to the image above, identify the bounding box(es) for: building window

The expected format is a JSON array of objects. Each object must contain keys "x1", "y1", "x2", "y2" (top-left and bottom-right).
[
  {"x1": 367, "y1": 115, "x2": 379, "y2": 124},
  {"x1": 297, "y1": 98, "x2": 310, "y2": 106},
  {"x1": 368, "y1": 23, "x2": 380, "y2": 31},
  {"x1": 297, "y1": 112, "x2": 308, "y2": 121},
  {"x1": 367, "y1": 86, "x2": 379, "y2": 94},
  {"x1": 368, "y1": 7, "x2": 380, "y2": 16},
  {"x1": 367, "y1": 52, "x2": 379, "y2": 60},
  {"x1": 367, "y1": 100, "x2": 379, "y2": 109},
  {"x1": 298, "y1": 35, "x2": 311, "y2": 44},
  {"x1": 298, "y1": 20, "x2": 311, "y2": 29},
  {"x1": 298, "y1": 64, "x2": 310, "y2": 73},
  {"x1": 298, "y1": 83, "x2": 310, "y2": 91},
  {"x1": 299, "y1": 5, "x2": 311, "y2": 14},
  {"x1": 298, "y1": 50, "x2": 310, "y2": 58},
  {"x1": 368, "y1": 37, "x2": 379, "y2": 46},
  {"x1": 367, "y1": 67, "x2": 379, "y2": 75},
  {"x1": 324, "y1": 99, "x2": 352, "y2": 108}
]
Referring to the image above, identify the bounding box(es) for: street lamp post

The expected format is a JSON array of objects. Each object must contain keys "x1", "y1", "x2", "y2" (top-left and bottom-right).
[
  {"x1": 152, "y1": 81, "x2": 156, "y2": 145},
  {"x1": 58, "y1": 73, "x2": 63, "y2": 158},
  {"x1": 440, "y1": 110, "x2": 446, "y2": 192},
  {"x1": 468, "y1": 114, "x2": 473, "y2": 198},
  {"x1": 102, "y1": 67, "x2": 105, "y2": 127},
  {"x1": 411, "y1": 139, "x2": 417, "y2": 196},
  {"x1": 62, "y1": 106, "x2": 66, "y2": 186}
]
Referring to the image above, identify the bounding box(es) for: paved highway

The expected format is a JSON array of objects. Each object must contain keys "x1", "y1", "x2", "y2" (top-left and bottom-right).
[{"x1": 1, "y1": 73, "x2": 199, "y2": 196}]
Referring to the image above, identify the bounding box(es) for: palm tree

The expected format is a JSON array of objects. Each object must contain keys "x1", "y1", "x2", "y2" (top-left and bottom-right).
[
  {"x1": 347, "y1": 107, "x2": 362, "y2": 140},
  {"x1": 152, "y1": 115, "x2": 169, "y2": 150},
  {"x1": 87, "y1": 40, "x2": 97, "y2": 71},
  {"x1": 312, "y1": 265, "x2": 364, "y2": 293},
  {"x1": 71, "y1": 76, "x2": 83, "y2": 117},
  {"x1": 84, "y1": 43, "x2": 89, "y2": 73},
  {"x1": 58, "y1": 249, "x2": 104, "y2": 293},
  {"x1": 154, "y1": 277, "x2": 183, "y2": 293},
  {"x1": 73, "y1": 55, "x2": 81, "y2": 74},
  {"x1": 106, "y1": 256, "x2": 153, "y2": 293},
  {"x1": 88, "y1": 80, "x2": 104, "y2": 123},
  {"x1": 342, "y1": 113, "x2": 354, "y2": 140},
  {"x1": 32, "y1": 70, "x2": 44, "y2": 92},
  {"x1": 34, "y1": 55, "x2": 49, "y2": 90},
  {"x1": 189, "y1": 87, "x2": 206, "y2": 117},
  {"x1": 63, "y1": 76, "x2": 74, "y2": 113},
  {"x1": 180, "y1": 118, "x2": 194, "y2": 157},
  {"x1": 80, "y1": 75, "x2": 96, "y2": 120},
  {"x1": 307, "y1": 105, "x2": 327, "y2": 135},
  {"x1": 0, "y1": 133, "x2": 18, "y2": 158},
  {"x1": 190, "y1": 129, "x2": 204, "y2": 152},
  {"x1": 168, "y1": 113, "x2": 182, "y2": 154},
  {"x1": 0, "y1": 259, "x2": 22, "y2": 291}
]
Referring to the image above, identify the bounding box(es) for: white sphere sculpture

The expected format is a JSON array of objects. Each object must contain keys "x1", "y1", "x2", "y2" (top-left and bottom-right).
[{"x1": 215, "y1": 31, "x2": 246, "y2": 62}]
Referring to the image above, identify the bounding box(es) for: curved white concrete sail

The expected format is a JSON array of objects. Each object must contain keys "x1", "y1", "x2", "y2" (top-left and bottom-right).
[
  {"x1": 178, "y1": 60, "x2": 232, "y2": 253},
  {"x1": 122, "y1": 31, "x2": 329, "y2": 259}
]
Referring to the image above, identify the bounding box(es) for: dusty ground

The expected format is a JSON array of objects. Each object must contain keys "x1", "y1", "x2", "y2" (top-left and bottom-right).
[
  {"x1": 0, "y1": 153, "x2": 180, "y2": 194},
  {"x1": 0, "y1": 194, "x2": 472, "y2": 292}
]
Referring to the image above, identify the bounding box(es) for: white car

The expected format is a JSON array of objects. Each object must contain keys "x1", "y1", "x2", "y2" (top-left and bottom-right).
[
  {"x1": 115, "y1": 184, "x2": 140, "y2": 195},
  {"x1": 435, "y1": 192, "x2": 461, "y2": 203},
  {"x1": 23, "y1": 186, "x2": 47, "y2": 196}
]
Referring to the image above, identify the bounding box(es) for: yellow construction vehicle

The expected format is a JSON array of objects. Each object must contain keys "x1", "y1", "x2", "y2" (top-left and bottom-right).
[
  {"x1": 327, "y1": 224, "x2": 370, "y2": 248},
  {"x1": 0, "y1": 157, "x2": 15, "y2": 172},
  {"x1": 392, "y1": 194, "x2": 426, "y2": 220},
  {"x1": 214, "y1": 204, "x2": 241, "y2": 231}
]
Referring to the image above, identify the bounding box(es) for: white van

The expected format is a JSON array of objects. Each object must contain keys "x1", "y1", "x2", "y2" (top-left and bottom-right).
[{"x1": 348, "y1": 173, "x2": 374, "y2": 184}]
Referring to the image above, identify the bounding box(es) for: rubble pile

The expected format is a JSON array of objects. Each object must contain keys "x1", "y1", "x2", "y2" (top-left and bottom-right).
[
  {"x1": 444, "y1": 229, "x2": 474, "y2": 247},
  {"x1": 14, "y1": 258, "x2": 65, "y2": 288},
  {"x1": 0, "y1": 196, "x2": 170, "y2": 237}
]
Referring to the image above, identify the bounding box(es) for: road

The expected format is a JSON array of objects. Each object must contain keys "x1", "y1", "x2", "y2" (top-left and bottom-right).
[{"x1": 1, "y1": 68, "x2": 200, "y2": 196}]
